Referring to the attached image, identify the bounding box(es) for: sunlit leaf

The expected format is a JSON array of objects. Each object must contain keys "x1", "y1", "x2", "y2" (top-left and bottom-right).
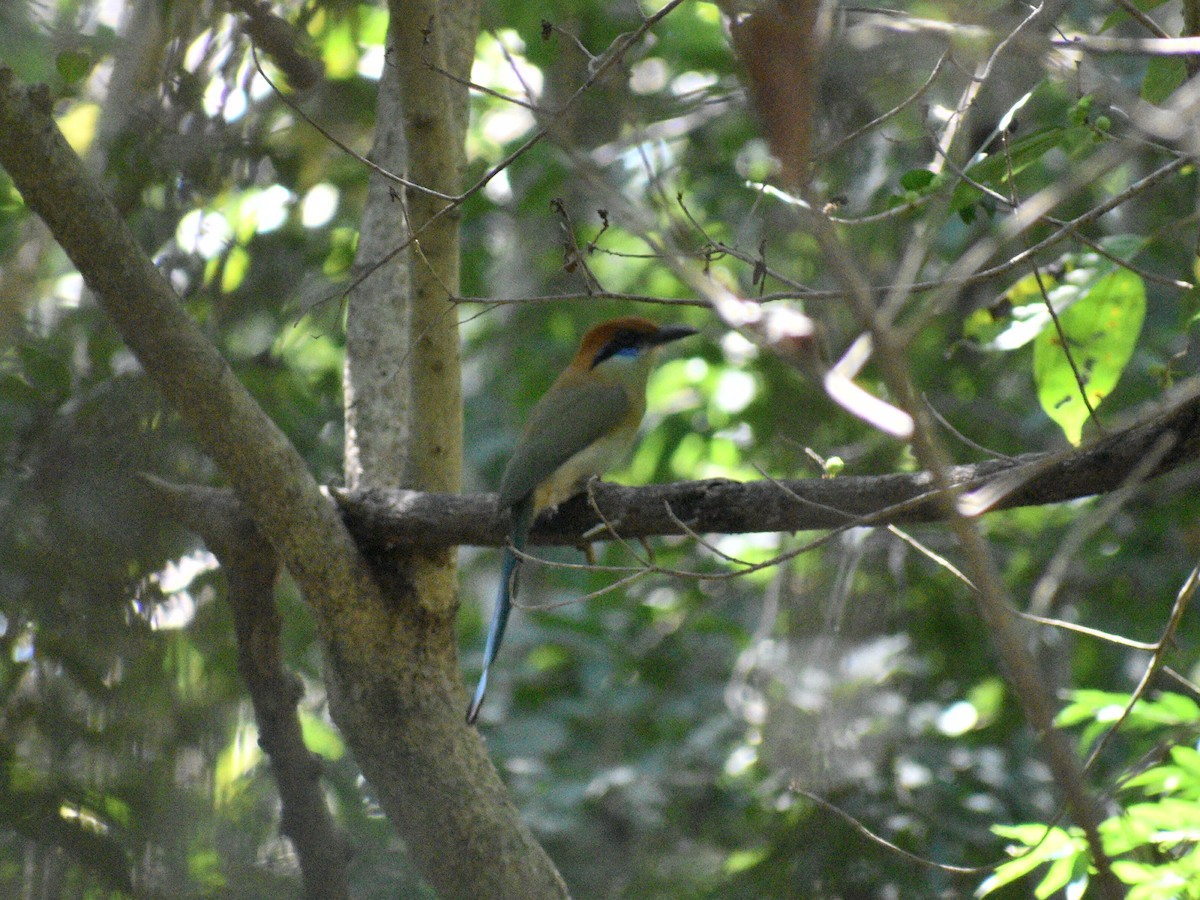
[
  {"x1": 1033, "y1": 268, "x2": 1145, "y2": 444},
  {"x1": 214, "y1": 720, "x2": 263, "y2": 807},
  {"x1": 972, "y1": 237, "x2": 1146, "y2": 352},
  {"x1": 724, "y1": 846, "x2": 769, "y2": 874},
  {"x1": 54, "y1": 101, "x2": 99, "y2": 154},
  {"x1": 1035, "y1": 850, "x2": 1087, "y2": 900},
  {"x1": 979, "y1": 825, "x2": 1076, "y2": 895},
  {"x1": 298, "y1": 711, "x2": 345, "y2": 760}
]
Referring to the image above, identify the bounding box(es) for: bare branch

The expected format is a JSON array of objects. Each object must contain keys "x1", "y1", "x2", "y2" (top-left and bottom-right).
[
  {"x1": 1054, "y1": 34, "x2": 1200, "y2": 55},
  {"x1": 331, "y1": 383, "x2": 1200, "y2": 548}
]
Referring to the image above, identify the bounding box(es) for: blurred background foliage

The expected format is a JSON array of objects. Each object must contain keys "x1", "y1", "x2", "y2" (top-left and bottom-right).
[{"x1": 2, "y1": 0, "x2": 1200, "y2": 896}]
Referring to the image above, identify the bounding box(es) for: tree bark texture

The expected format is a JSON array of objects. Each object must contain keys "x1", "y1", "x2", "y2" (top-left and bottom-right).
[
  {"x1": 0, "y1": 59, "x2": 571, "y2": 898},
  {"x1": 334, "y1": 384, "x2": 1200, "y2": 548}
]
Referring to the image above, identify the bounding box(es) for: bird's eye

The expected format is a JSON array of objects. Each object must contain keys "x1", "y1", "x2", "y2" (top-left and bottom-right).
[
  {"x1": 592, "y1": 330, "x2": 643, "y2": 368},
  {"x1": 613, "y1": 332, "x2": 640, "y2": 352}
]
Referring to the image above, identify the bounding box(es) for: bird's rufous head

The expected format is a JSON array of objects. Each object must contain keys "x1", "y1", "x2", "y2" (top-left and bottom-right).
[{"x1": 575, "y1": 317, "x2": 697, "y2": 370}]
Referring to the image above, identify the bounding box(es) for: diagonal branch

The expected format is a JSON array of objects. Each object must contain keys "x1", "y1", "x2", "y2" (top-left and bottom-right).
[{"x1": 0, "y1": 68, "x2": 390, "y2": 667}]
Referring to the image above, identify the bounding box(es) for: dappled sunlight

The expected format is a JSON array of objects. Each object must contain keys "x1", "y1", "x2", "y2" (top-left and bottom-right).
[{"x1": 5, "y1": 0, "x2": 1200, "y2": 895}]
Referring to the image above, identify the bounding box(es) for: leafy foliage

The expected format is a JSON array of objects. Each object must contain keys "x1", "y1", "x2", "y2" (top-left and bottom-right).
[
  {"x1": 2, "y1": 0, "x2": 1200, "y2": 896},
  {"x1": 967, "y1": 238, "x2": 1149, "y2": 444},
  {"x1": 983, "y1": 692, "x2": 1200, "y2": 900}
]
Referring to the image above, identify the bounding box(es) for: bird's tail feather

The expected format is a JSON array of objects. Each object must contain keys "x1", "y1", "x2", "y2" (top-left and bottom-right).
[{"x1": 467, "y1": 501, "x2": 531, "y2": 724}]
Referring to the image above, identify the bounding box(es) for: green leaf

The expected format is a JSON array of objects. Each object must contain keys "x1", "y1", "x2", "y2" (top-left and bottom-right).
[
  {"x1": 1036, "y1": 850, "x2": 1088, "y2": 899},
  {"x1": 1141, "y1": 57, "x2": 1187, "y2": 105},
  {"x1": 300, "y1": 710, "x2": 346, "y2": 760},
  {"x1": 1101, "y1": 811, "x2": 1157, "y2": 855},
  {"x1": 951, "y1": 125, "x2": 1090, "y2": 215},
  {"x1": 1123, "y1": 797, "x2": 1200, "y2": 837},
  {"x1": 899, "y1": 168, "x2": 935, "y2": 192},
  {"x1": 724, "y1": 847, "x2": 769, "y2": 874},
  {"x1": 1033, "y1": 268, "x2": 1145, "y2": 444},
  {"x1": 980, "y1": 825, "x2": 1076, "y2": 895},
  {"x1": 1167, "y1": 745, "x2": 1200, "y2": 781},
  {"x1": 1055, "y1": 690, "x2": 1125, "y2": 726},
  {"x1": 55, "y1": 49, "x2": 92, "y2": 84},
  {"x1": 978, "y1": 855, "x2": 1044, "y2": 895},
  {"x1": 1150, "y1": 692, "x2": 1200, "y2": 724},
  {"x1": 1122, "y1": 765, "x2": 1179, "y2": 796}
]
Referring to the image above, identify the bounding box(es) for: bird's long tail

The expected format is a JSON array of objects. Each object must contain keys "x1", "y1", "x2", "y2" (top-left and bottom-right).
[{"x1": 467, "y1": 500, "x2": 532, "y2": 724}]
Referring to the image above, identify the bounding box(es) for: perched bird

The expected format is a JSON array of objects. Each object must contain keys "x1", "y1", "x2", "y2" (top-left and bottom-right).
[{"x1": 467, "y1": 317, "x2": 697, "y2": 724}]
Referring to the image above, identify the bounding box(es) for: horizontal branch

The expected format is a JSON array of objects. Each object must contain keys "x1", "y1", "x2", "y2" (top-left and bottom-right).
[
  {"x1": 334, "y1": 387, "x2": 1200, "y2": 548},
  {"x1": 1053, "y1": 34, "x2": 1200, "y2": 56}
]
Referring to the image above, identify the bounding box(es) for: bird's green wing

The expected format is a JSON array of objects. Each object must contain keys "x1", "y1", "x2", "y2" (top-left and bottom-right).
[{"x1": 498, "y1": 380, "x2": 630, "y2": 507}]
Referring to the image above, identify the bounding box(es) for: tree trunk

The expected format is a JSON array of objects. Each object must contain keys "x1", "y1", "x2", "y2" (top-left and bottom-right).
[{"x1": 0, "y1": 1, "x2": 571, "y2": 890}]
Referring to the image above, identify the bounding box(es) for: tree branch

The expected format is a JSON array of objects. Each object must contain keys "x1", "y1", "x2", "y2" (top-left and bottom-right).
[
  {"x1": 0, "y1": 68, "x2": 389, "y2": 667},
  {"x1": 144, "y1": 477, "x2": 349, "y2": 899},
  {"x1": 333, "y1": 385, "x2": 1200, "y2": 548},
  {"x1": 0, "y1": 65, "x2": 561, "y2": 900}
]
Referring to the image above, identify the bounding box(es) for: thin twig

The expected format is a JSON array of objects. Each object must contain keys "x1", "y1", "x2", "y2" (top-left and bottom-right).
[
  {"x1": 1082, "y1": 563, "x2": 1200, "y2": 771},
  {"x1": 584, "y1": 478, "x2": 652, "y2": 568},
  {"x1": 790, "y1": 786, "x2": 989, "y2": 876},
  {"x1": 815, "y1": 50, "x2": 950, "y2": 162},
  {"x1": 1015, "y1": 612, "x2": 1158, "y2": 651},
  {"x1": 886, "y1": 525, "x2": 976, "y2": 590},
  {"x1": 1112, "y1": 0, "x2": 1172, "y2": 38},
  {"x1": 923, "y1": 395, "x2": 1017, "y2": 461},
  {"x1": 252, "y1": 48, "x2": 457, "y2": 201},
  {"x1": 662, "y1": 499, "x2": 759, "y2": 567},
  {"x1": 426, "y1": 61, "x2": 541, "y2": 110}
]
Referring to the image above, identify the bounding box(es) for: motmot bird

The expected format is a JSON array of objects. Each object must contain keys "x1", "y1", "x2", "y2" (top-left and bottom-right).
[{"x1": 467, "y1": 317, "x2": 697, "y2": 724}]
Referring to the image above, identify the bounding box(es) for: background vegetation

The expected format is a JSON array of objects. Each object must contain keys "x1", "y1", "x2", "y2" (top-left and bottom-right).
[{"x1": 2, "y1": 0, "x2": 1200, "y2": 896}]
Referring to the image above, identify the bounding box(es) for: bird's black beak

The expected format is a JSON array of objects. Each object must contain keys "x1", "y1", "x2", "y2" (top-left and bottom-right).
[{"x1": 649, "y1": 325, "x2": 698, "y2": 346}]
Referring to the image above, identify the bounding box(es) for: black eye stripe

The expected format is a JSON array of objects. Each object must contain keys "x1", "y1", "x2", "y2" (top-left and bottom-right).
[
  {"x1": 612, "y1": 331, "x2": 639, "y2": 351},
  {"x1": 591, "y1": 330, "x2": 642, "y2": 368}
]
